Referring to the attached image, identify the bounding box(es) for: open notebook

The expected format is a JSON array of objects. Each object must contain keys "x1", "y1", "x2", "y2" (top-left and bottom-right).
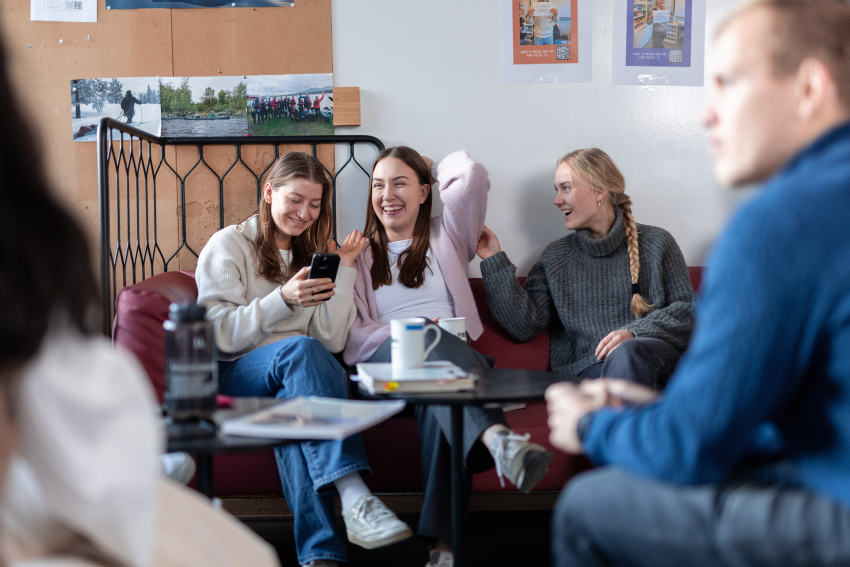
[{"x1": 220, "y1": 396, "x2": 406, "y2": 440}]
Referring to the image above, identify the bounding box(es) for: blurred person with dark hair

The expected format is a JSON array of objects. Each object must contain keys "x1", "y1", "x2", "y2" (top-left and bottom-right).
[
  {"x1": 0, "y1": 31, "x2": 279, "y2": 567},
  {"x1": 547, "y1": 1, "x2": 850, "y2": 565}
]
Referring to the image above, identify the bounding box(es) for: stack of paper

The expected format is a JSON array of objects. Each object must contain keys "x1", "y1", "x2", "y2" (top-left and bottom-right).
[{"x1": 354, "y1": 361, "x2": 477, "y2": 395}]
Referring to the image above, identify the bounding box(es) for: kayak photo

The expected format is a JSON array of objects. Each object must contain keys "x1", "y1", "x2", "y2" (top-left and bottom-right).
[{"x1": 159, "y1": 76, "x2": 249, "y2": 137}]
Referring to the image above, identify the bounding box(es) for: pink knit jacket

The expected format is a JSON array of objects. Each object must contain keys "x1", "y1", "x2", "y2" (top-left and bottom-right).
[{"x1": 342, "y1": 151, "x2": 490, "y2": 365}]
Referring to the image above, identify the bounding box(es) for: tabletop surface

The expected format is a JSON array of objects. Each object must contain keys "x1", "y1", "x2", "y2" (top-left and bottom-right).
[
  {"x1": 166, "y1": 397, "x2": 292, "y2": 454},
  {"x1": 358, "y1": 367, "x2": 579, "y2": 405}
]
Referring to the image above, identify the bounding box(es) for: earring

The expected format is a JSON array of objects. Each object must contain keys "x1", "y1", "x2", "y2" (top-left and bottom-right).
[{"x1": 597, "y1": 200, "x2": 601, "y2": 208}]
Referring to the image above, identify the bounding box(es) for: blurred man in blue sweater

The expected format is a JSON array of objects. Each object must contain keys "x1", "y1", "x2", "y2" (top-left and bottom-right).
[{"x1": 546, "y1": 1, "x2": 850, "y2": 565}]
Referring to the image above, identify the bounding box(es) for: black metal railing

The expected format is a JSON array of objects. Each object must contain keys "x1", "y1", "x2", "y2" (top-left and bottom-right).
[{"x1": 97, "y1": 117, "x2": 383, "y2": 335}]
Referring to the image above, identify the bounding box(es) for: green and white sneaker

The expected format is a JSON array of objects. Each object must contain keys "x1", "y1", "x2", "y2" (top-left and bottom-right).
[
  {"x1": 342, "y1": 494, "x2": 412, "y2": 549},
  {"x1": 491, "y1": 431, "x2": 553, "y2": 492}
]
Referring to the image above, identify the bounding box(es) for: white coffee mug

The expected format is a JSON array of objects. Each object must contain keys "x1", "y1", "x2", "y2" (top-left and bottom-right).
[
  {"x1": 438, "y1": 317, "x2": 467, "y2": 341},
  {"x1": 390, "y1": 317, "x2": 442, "y2": 372}
]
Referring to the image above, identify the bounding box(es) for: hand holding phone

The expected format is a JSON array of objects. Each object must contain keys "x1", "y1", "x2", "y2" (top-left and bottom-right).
[{"x1": 308, "y1": 253, "x2": 340, "y2": 301}]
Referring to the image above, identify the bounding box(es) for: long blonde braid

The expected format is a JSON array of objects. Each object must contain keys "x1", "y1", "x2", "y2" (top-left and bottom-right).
[{"x1": 557, "y1": 148, "x2": 653, "y2": 318}]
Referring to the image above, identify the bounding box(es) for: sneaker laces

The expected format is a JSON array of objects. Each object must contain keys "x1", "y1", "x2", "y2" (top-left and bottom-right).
[
  {"x1": 491, "y1": 431, "x2": 531, "y2": 488},
  {"x1": 351, "y1": 495, "x2": 394, "y2": 525}
]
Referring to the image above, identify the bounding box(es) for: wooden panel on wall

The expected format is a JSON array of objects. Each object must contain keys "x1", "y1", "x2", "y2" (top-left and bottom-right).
[{"x1": 0, "y1": 1, "x2": 333, "y2": 273}]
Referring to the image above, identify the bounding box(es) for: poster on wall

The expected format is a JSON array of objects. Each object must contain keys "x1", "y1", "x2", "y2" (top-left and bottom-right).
[
  {"x1": 245, "y1": 74, "x2": 333, "y2": 137},
  {"x1": 499, "y1": 0, "x2": 592, "y2": 84},
  {"x1": 159, "y1": 76, "x2": 249, "y2": 137},
  {"x1": 32, "y1": 0, "x2": 96, "y2": 22},
  {"x1": 105, "y1": 0, "x2": 292, "y2": 9},
  {"x1": 612, "y1": 0, "x2": 706, "y2": 86},
  {"x1": 70, "y1": 77, "x2": 160, "y2": 142}
]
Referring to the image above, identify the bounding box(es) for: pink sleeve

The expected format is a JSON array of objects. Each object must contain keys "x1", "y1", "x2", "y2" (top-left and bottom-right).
[
  {"x1": 434, "y1": 151, "x2": 490, "y2": 263},
  {"x1": 342, "y1": 252, "x2": 391, "y2": 365}
]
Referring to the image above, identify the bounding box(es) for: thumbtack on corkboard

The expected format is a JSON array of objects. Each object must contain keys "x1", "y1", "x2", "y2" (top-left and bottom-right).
[{"x1": 333, "y1": 87, "x2": 360, "y2": 127}]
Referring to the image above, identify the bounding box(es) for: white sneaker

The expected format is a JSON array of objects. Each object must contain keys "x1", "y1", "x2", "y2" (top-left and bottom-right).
[
  {"x1": 157, "y1": 452, "x2": 196, "y2": 485},
  {"x1": 342, "y1": 494, "x2": 412, "y2": 549},
  {"x1": 303, "y1": 561, "x2": 337, "y2": 567},
  {"x1": 491, "y1": 431, "x2": 552, "y2": 492}
]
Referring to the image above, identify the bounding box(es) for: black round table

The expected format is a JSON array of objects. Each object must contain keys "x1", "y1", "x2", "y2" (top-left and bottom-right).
[{"x1": 359, "y1": 367, "x2": 578, "y2": 567}]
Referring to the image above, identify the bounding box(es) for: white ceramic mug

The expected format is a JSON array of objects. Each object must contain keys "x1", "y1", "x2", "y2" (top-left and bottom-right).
[
  {"x1": 438, "y1": 317, "x2": 467, "y2": 341},
  {"x1": 390, "y1": 317, "x2": 442, "y2": 372}
]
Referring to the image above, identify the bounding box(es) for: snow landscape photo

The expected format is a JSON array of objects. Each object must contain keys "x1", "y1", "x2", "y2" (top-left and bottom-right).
[{"x1": 71, "y1": 77, "x2": 161, "y2": 142}]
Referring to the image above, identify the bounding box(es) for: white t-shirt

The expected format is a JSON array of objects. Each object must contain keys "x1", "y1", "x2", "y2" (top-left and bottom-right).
[
  {"x1": 533, "y1": 11, "x2": 556, "y2": 39},
  {"x1": 374, "y1": 239, "x2": 455, "y2": 325}
]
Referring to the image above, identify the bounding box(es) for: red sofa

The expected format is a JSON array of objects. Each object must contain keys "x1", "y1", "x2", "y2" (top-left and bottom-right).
[{"x1": 113, "y1": 269, "x2": 702, "y2": 496}]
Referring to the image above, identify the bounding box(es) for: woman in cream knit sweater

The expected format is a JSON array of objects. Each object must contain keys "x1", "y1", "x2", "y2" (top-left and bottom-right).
[{"x1": 196, "y1": 152, "x2": 410, "y2": 567}]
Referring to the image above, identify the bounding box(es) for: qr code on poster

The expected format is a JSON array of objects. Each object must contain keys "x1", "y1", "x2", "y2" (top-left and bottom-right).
[
  {"x1": 556, "y1": 45, "x2": 570, "y2": 61},
  {"x1": 64, "y1": 0, "x2": 82, "y2": 8},
  {"x1": 669, "y1": 49, "x2": 683, "y2": 63}
]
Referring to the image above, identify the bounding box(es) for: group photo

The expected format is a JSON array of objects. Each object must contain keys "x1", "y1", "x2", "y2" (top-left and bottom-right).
[{"x1": 246, "y1": 73, "x2": 334, "y2": 136}]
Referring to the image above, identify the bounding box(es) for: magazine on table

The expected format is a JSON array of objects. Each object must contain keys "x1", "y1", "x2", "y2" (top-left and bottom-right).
[
  {"x1": 220, "y1": 396, "x2": 406, "y2": 440},
  {"x1": 353, "y1": 361, "x2": 477, "y2": 394}
]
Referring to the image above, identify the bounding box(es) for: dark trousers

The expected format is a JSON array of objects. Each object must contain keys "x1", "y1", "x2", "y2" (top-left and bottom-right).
[
  {"x1": 552, "y1": 467, "x2": 850, "y2": 567},
  {"x1": 369, "y1": 330, "x2": 507, "y2": 547},
  {"x1": 578, "y1": 337, "x2": 681, "y2": 390}
]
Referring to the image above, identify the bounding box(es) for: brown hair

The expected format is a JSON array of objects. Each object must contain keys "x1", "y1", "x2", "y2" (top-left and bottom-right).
[
  {"x1": 364, "y1": 146, "x2": 433, "y2": 290},
  {"x1": 557, "y1": 148, "x2": 653, "y2": 318},
  {"x1": 718, "y1": 0, "x2": 850, "y2": 110},
  {"x1": 254, "y1": 152, "x2": 333, "y2": 283}
]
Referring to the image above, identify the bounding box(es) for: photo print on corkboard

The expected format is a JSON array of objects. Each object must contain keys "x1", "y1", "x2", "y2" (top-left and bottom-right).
[
  {"x1": 246, "y1": 73, "x2": 333, "y2": 137},
  {"x1": 71, "y1": 77, "x2": 161, "y2": 141},
  {"x1": 159, "y1": 76, "x2": 249, "y2": 137},
  {"x1": 105, "y1": 0, "x2": 292, "y2": 9}
]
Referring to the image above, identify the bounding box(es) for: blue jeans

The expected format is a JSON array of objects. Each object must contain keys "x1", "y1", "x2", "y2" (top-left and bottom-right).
[
  {"x1": 219, "y1": 336, "x2": 370, "y2": 565},
  {"x1": 535, "y1": 34, "x2": 554, "y2": 45},
  {"x1": 578, "y1": 337, "x2": 681, "y2": 390},
  {"x1": 552, "y1": 467, "x2": 850, "y2": 566}
]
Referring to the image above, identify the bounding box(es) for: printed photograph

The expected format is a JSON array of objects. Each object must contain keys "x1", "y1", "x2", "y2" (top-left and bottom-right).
[
  {"x1": 105, "y1": 0, "x2": 292, "y2": 9},
  {"x1": 71, "y1": 77, "x2": 161, "y2": 142},
  {"x1": 628, "y1": 0, "x2": 690, "y2": 66},
  {"x1": 159, "y1": 76, "x2": 249, "y2": 137},
  {"x1": 246, "y1": 73, "x2": 333, "y2": 137},
  {"x1": 513, "y1": 0, "x2": 577, "y2": 65}
]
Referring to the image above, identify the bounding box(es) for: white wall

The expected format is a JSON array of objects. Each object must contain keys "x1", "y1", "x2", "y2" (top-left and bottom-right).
[{"x1": 332, "y1": 0, "x2": 749, "y2": 276}]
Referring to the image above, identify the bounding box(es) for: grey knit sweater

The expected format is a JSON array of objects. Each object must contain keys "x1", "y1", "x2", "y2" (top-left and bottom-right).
[{"x1": 480, "y1": 207, "x2": 696, "y2": 376}]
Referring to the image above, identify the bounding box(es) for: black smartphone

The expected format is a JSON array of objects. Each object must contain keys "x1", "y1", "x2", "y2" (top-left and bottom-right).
[{"x1": 307, "y1": 253, "x2": 340, "y2": 301}]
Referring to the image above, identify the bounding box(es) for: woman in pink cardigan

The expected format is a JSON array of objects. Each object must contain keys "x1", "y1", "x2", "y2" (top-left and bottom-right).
[{"x1": 343, "y1": 146, "x2": 552, "y2": 567}]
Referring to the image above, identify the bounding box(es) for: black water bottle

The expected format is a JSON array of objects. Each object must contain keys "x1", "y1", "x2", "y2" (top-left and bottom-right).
[{"x1": 163, "y1": 302, "x2": 218, "y2": 425}]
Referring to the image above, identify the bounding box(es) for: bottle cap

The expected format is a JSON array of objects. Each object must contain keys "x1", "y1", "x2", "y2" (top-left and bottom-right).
[{"x1": 168, "y1": 302, "x2": 207, "y2": 322}]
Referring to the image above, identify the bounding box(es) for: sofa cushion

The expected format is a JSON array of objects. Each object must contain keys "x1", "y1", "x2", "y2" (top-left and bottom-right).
[
  {"x1": 469, "y1": 278, "x2": 551, "y2": 372},
  {"x1": 112, "y1": 271, "x2": 198, "y2": 403}
]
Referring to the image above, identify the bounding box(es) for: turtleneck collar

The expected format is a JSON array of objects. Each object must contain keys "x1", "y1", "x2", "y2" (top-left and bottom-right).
[{"x1": 574, "y1": 205, "x2": 626, "y2": 257}]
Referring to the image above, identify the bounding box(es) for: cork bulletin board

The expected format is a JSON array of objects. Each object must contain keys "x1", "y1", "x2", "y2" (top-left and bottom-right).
[{"x1": 0, "y1": 1, "x2": 333, "y2": 272}]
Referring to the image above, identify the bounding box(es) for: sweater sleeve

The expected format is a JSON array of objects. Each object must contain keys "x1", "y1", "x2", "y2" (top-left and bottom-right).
[
  {"x1": 583, "y1": 204, "x2": 814, "y2": 484},
  {"x1": 435, "y1": 151, "x2": 490, "y2": 263},
  {"x1": 196, "y1": 230, "x2": 294, "y2": 356},
  {"x1": 343, "y1": 255, "x2": 391, "y2": 365},
  {"x1": 623, "y1": 229, "x2": 696, "y2": 351},
  {"x1": 306, "y1": 266, "x2": 357, "y2": 353},
  {"x1": 480, "y1": 251, "x2": 553, "y2": 343}
]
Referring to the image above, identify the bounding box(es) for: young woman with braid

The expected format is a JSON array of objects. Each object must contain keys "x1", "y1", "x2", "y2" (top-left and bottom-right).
[{"x1": 477, "y1": 148, "x2": 695, "y2": 388}]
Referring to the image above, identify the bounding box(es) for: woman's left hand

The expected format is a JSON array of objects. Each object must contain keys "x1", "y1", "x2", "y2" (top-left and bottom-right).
[
  {"x1": 329, "y1": 230, "x2": 368, "y2": 267},
  {"x1": 595, "y1": 330, "x2": 635, "y2": 361}
]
